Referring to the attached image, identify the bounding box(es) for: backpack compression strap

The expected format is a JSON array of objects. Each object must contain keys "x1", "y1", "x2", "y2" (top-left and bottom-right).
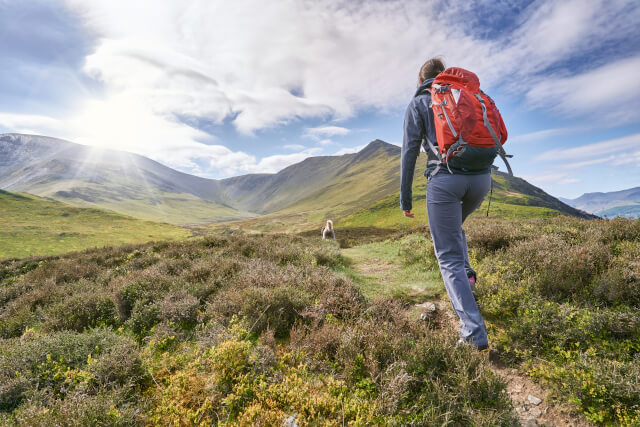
[
  {"x1": 423, "y1": 136, "x2": 447, "y2": 177},
  {"x1": 474, "y1": 94, "x2": 513, "y2": 176}
]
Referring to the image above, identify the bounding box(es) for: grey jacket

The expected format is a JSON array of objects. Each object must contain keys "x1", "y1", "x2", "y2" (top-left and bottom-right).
[{"x1": 400, "y1": 79, "x2": 491, "y2": 211}]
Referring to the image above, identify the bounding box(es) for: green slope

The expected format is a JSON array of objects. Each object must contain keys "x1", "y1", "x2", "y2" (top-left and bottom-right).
[
  {"x1": 209, "y1": 143, "x2": 592, "y2": 233},
  {"x1": 0, "y1": 190, "x2": 192, "y2": 259},
  {"x1": 207, "y1": 141, "x2": 407, "y2": 232},
  {"x1": 339, "y1": 170, "x2": 593, "y2": 228},
  {"x1": 1, "y1": 134, "x2": 255, "y2": 225}
]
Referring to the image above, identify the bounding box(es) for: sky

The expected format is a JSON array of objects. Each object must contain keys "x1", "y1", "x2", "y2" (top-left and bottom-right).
[{"x1": 0, "y1": 0, "x2": 639, "y2": 199}]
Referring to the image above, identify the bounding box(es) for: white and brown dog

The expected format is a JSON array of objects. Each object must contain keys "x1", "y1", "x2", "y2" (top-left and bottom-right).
[{"x1": 322, "y1": 220, "x2": 336, "y2": 241}]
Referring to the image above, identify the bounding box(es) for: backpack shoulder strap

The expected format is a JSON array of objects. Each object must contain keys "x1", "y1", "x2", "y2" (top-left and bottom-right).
[{"x1": 474, "y1": 93, "x2": 514, "y2": 176}]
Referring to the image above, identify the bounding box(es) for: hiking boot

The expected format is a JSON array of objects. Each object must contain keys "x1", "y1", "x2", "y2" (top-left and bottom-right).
[{"x1": 467, "y1": 271, "x2": 477, "y2": 292}]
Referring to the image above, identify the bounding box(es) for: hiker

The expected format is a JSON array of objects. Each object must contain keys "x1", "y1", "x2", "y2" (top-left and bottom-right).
[
  {"x1": 400, "y1": 58, "x2": 509, "y2": 352},
  {"x1": 322, "y1": 219, "x2": 336, "y2": 240}
]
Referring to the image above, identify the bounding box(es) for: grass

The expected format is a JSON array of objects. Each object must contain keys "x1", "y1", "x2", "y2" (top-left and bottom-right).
[
  {"x1": 0, "y1": 232, "x2": 515, "y2": 425},
  {"x1": 2, "y1": 204, "x2": 636, "y2": 424},
  {"x1": 394, "y1": 216, "x2": 640, "y2": 425},
  {"x1": 339, "y1": 236, "x2": 443, "y2": 302},
  {"x1": 23, "y1": 178, "x2": 255, "y2": 226},
  {"x1": 0, "y1": 190, "x2": 192, "y2": 259}
]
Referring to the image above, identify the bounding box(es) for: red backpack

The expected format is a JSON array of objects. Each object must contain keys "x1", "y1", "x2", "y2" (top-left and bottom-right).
[{"x1": 425, "y1": 67, "x2": 512, "y2": 175}]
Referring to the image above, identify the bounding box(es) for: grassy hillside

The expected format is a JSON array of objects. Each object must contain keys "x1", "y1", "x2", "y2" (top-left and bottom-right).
[
  {"x1": 208, "y1": 146, "x2": 593, "y2": 234},
  {"x1": 338, "y1": 170, "x2": 593, "y2": 229},
  {"x1": 1, "y1": 218, "x2": 637, "y2": 424},
  {"x1": 217, "y1": 140, "x2": 402, "y2": 220},
  {"x1": 1, "y1": 134, "x2": 254, "y2": 225},
  {"x1": 3, "y1": 158, "x2": 253, "y2": 226},
  {"x1": 338, "y1": 217, "x2": 640, "y2": 424},
  {"x1": 0, "y1": 190, "x2": 192, "y2": 259},
  {"x1": 0, "y1": 233, "x2": 516, "y2": 425}
]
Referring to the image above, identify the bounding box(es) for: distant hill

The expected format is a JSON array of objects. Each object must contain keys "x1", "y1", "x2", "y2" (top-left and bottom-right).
[
  {"x1": 561, "y1": 187, "x2": 640, "y2": 218},
  {"x1": 0, "y1": 189, "x2": 191, "y2": 259},
  {"x1": 0, "y1": 133, "x2": 255, "y2": 225},
  {"x1": 1, "y1": 133, "x2": 592, "y2": 230}
]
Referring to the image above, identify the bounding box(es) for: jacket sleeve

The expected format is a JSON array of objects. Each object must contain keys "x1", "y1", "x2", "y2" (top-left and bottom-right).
[{"x1": 400, "y1": 100, "x2": 425, "y2": 211}]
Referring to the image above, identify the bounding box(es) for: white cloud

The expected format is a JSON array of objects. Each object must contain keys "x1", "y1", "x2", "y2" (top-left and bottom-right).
[
  {"x1": 3, "y1": 0, "x2": 636, "y2": 179},
  {"x1": 334, "y1": 144, "x2": 366, "y2": 155},
  {"x1": 305, "y1": 126, "x2": 351, "y2": 138},
  {"x1": 283, "y1": 144, "x2": 306, "y2": 150},
  {"x1": 520, "y1": 172, "x2": 580, "y2": 185},
  {"x1": 0, "y1": 113, "x2": 66, "y2": 136},
  {"x1": 612, "y1": 150, "x2": 640, "y2": 166},
  {"x1": 317, "y1": 139, "x2": 334, "y2": 146},
  {"x1": 509, "y1": 127, "x2": 579, "y2": 144},
  {"x1": 536, "y1": 133, "x2": 640, "y2": 161},
  {"x1": 524, "y1": 55, "x2": 640, "y2": 124},
  {"x1": 251, "y1": 148, "x2": 322, "y2": 173}
]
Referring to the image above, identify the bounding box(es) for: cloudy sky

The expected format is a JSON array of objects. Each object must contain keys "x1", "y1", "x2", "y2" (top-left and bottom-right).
[{"x1": 1, "y1": 0, "x2": 639, "y2": 198}]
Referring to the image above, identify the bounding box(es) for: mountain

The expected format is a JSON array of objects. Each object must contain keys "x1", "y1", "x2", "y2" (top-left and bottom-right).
[
  {"x1": 0, "y1": 133, "x2": 254, "y2": 225},
  {"x1": 1, "y1": 133, "x2": 592, "y2": 230},
  {"x1": 562, "y1": 187, "x2": 640, "y2": 218},
  {"x1": 0, "y1": 189, "x2": 190, "y2": 259}
]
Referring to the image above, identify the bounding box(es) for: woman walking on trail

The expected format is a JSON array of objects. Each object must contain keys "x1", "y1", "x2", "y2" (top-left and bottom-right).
[{"x1": 400, "y1": 58, "x2": 503, "y2": 352}]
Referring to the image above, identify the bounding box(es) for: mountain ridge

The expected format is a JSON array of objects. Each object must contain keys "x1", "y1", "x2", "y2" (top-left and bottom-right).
[
  {"x1": 562, "y1": 186, "x2": 640, "y2": 218},
  {"x1": 1, "y1": 133, "x2": 593, "y2": 227}
]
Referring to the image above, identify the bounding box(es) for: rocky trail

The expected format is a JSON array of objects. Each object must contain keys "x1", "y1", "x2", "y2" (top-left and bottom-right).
[{"x1": 343, "y1": 247, "x2": 592, "y2": 427}]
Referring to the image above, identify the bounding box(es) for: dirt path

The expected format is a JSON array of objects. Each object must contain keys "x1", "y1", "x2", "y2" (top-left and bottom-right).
[
  {"x1": 343, "y1": 246, "x2": 592, "y2": 427},
  {"x1": 434, "y1": 301, "x2": 591, "y2": 427}
]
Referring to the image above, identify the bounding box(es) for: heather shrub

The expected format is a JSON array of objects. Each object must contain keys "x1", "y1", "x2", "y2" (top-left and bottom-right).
[
  {"x1": 597, "y1": 217, "x2": 640, "y2": 242},
  {"x1": 87, "y1": 338, "x2": 147, "y2": 391},
  {"x1": 0, "y1": 306, "x2": 38, "y2": 338},
  {"x1": 593, "y1": 241, "x2": 640, "y2": 306},
  {"x1": 207, "y1": 285, "x2": 312, "y2": 337},
  {"x1": 7, "y1": 391, "x2": 141, "y2": 426},
  {"x1": 44, "y1": 292, "x2": 118, "y2": 332},
  {"x1": 159, "y1": 291, "x2": 200, "y2": 328},
  {"x1": 126, "y1": 301, "x2": 161, "y2": 338},
  {"x1": 474, "y1": 217, "x2": 640, "y2": 423},
  {"x1": 0, "y1": 231, "x2": 518, "y2": 424},
  {"x1": 0, "y1": 329, "x2": 123, "y2": 411},
  {"x1": 530, "y1": 352, "x2": 640, "y2": 424},
  {"x1": 23, "y1": 258, "x2": 100, "y2": 285},
  {"x1": 126, "y1": 251, "x2": 160, "y2": 271},
  {"x1": 485, "y1": 234, "x2": 610, "y2": 302},
  {"x1": 464, "y1": 217, "x2": 532, "y2": 259},
  {"x1": 111, "y1": 267, "x2": 176, "y2": 320},
  {"x1": 155, "y1": 257, "x2": 192, "y2": 276},
  {"x1": 306, "y1": 274, "x2": 368, "y2": 321},
  {"x1": 397, "y1": 234, "x2": 438, "y2": 270}
]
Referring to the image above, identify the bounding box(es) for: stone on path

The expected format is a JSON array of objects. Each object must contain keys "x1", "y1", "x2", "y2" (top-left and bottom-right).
[
  {"x1": 415, "y1": 302, "x2": 437, "y2": 312},
  {"x1": 528, "y1": 394, "x2": 542, "y2": 405}
]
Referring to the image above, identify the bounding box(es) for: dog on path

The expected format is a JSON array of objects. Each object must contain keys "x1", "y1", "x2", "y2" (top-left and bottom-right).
[{"x1": 322, "y1": 220, "x2": 336, "y2": 241}]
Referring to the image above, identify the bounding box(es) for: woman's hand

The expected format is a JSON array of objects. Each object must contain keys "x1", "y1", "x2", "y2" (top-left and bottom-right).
[{"x1": 403, "y1": 210, "x2": 414, "y2": 218}]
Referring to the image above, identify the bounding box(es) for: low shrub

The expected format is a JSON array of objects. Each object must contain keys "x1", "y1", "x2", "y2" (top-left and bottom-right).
[
  {"x1": 207, "y1": 285, "x2": 312, "y2": 338},
  {"x1": 0, "y1": 329, "x2": 124, "y2": 411},
  {"x1": 397, "y1": 234, "x2": 438, "y2": 270},
  {"x1": 475, "y1": 217, "x2": 640, "y2": 423},
  {"x1": 44, "y1": 292, "x2": 118, "y2": 332},
  {"x1": 159, "y1": 291, "x2": 200, "y2": 328}
]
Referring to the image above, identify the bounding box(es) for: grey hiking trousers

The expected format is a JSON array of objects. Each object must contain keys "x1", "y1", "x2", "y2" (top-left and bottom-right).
[{"x1": 427, "y1": 172, "x2": 491, "y2": 348}]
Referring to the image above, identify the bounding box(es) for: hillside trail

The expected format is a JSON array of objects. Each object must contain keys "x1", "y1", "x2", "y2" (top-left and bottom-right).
[{"x1": 341, "y1": 244, "x2": 592, "y2": 427}]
